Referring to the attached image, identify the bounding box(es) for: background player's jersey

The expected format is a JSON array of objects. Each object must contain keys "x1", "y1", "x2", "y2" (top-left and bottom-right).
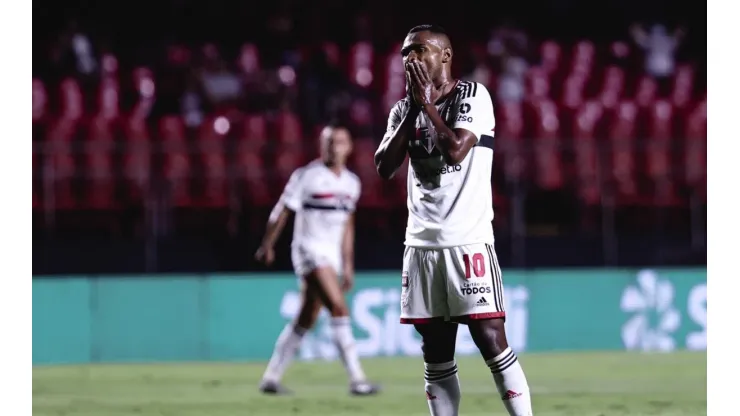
[
  {"x1": 385, "y1": 81, "x2": 496, "y2": 248},
  {"x1": 275, "y1": 160, "x2": 361, "y2": 253}
]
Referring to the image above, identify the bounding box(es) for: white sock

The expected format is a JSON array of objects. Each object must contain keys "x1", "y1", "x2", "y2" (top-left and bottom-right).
[
  {"x1": 424, "y1": 360, "x2": 461, "y2": 416},
  {"x1": 330, "y1": 316, "x2": 367, "y2": 383},
  {"x1": 486, "y1": 347, "x2": 533, "y2": 416},
  {"x1": 261, "y1": 323, "x2": 307, "y2": 383}
]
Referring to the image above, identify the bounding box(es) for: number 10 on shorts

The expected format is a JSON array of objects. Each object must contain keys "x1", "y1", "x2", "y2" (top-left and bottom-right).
[{"x1": 463, "y1": 253, "x2": 486, "y2": 278}]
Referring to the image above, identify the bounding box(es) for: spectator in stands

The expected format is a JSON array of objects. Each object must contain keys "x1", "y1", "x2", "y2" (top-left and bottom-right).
[
  {"x1": 48, "y1": 19, "x2": 99, "y2": 85},
  {"x1": 197, "y1": 44, "x2": 244, "y2": 112},
  {"x1": 487, "y1": 21, "x2": 530, "y2": 103},
  {"x1": 630, "y1": 23, "x2": 685, "y2": 94}
]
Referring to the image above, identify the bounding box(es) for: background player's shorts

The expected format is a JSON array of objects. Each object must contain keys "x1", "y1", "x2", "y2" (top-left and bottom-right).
[
  {"x1": 400, "y1": 243, "x2": 505, "y2": 324},
  {"x1": 291, "y1": 245, "x2": 341, "y2": 279}
]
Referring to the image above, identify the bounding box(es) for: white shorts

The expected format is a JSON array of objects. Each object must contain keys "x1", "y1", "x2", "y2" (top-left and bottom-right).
[
  {"x1": 291, "y1": 246, "x2": 341, "y2": 278},
  {"x1": 400, "y1": 243, "x2": 506, "y2": 324}
]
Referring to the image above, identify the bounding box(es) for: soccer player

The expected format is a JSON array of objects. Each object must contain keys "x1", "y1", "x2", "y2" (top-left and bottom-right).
[
  {"x1": 255, "y1": 123, "x2": 380, "y2": 396},
  {"x1": 374, "y1": 25, "x2": 534, "y2": 415}
]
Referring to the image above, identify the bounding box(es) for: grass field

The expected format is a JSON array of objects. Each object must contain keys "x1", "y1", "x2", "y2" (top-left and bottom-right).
[{"x1": 33, "y1": 352, "x2": 706, "y2": 416}]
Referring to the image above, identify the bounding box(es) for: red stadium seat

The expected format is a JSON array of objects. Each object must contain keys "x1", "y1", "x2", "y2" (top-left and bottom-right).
[
  {"x1": 352, "y1": 139, "x2": 386, "y2": 208},
  {"x1": 160, "y1": 116, "x2": 190, "y2": 206},
  {"x1": 526, "y1": 68, "x2": 551, "y2": 102},
  {"x1": 608, "y1": 101, "x2": 639, "y2": 204},
  {"x1": 100, "y1": 53, "x2": 119, "y2": 78},
  {"x1": 671, "y1": 65, "x2": 695, "y2": 110},
  {"x1": 684, "y1": 100, "x2": 707, "y2": 196},
  {"x1": 85, "y1": 117, "x2": 115, "y2": 209},
  {"x1": 539, "y1": 40, "x2": 562, "y2": 75},
  {"x1": 273, "y1": 146, "x2": 306, "y2": 196},
  {"x1": 530, "y1": 100, "x2": 564, "y2": 191},
  {"x1": 44, "y1": 118, "x2": 79, "y2": 209},
  {"x1": 275, "y1": 109, "x2": 303, "y2": 146},
  {"x1": 634, "y1": 75, "x2": 657, "y2": 107},
  {"x1": 645, "y1": 100, "x2": 678, "y2": 205},
  {"x1": 97, "y1": 76, "x2": 120, "y2": 121},
  {"x1": 495, "y1": 102, "x2": 527, "y2": 184},
  {"x1": 573, "y1": 102, "x2": 605, "y2": 205},
  {"x1": 236, "y1": 151, "x2": 271, "y2": 206},
  {"x1": 569, "y1": 40, "x2": 595, "y2": 80},
  {"x1": 199, "y1": 117, "x2": 229, "y2": 207},
  {"x1": 237, "y1": 43, "x2": 261, "y2": 75},
  {"x1": 598, "y1": 66, "x2": 625, "y2": 110},
  {"x1": 349, "y1": 41, "x2": 375, "y2": 88},
  {"x1": 240, "y1": 113, "x2": 268, "y2": 150},
  {"x1": 382, "y1": 43, "x2": 405, "y2": 114},
  {"x1": 123, "y1": 117, "x2": 151, "y2": 203},
  {"x1": 33, "y1": 79, "x2": 48, "y2": 123},
  {"x1": 59, "y1": 78, "x2": 84, "y2": 121},
  {"x1": 131, "y1": 67, "x2": 156, "y2": 119}
]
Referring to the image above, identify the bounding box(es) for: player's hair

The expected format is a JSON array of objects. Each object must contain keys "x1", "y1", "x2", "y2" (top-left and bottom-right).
[
  {"x1": 323, "y1": 119, "x2": 354, "y2": 137},
  {"x1": 407, "y1": 24, "x2": 449, "y2": 37}
]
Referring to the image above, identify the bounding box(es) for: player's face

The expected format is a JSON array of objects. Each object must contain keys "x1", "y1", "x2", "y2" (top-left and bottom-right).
[
  {"x1": 320, "y1": 127, "x2": 353, "y2": 166},
  {"x1": 402, "y1": 32, "x2": 445, "y2": 80}
]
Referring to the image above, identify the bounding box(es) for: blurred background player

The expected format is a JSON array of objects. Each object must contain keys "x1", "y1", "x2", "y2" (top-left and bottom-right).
[
  {"x1": 254, "y1": 124, "x2": 380, "y2": 396},
  {"x1": 375, "y1": 25, "x2": 533, "y2": 415}
]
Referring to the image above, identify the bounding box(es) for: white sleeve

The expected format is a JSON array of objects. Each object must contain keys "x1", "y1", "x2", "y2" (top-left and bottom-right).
[
  {"x1": 384, "y1": 99, "x2": 408, "y2": 138},
  {"x1": 351, "y1": 176, "x2": 362, "y2": 212},
  {"x1": 278, "y1": 169, "x2": 304, "y2": 212},
  {"x1": 452, "y1": 83, "x2": 496, "y2": 142}
]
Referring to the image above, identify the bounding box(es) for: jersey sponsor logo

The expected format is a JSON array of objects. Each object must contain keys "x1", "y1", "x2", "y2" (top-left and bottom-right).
[
  {"x1": 456, "y1": 114, "x2": 473, "y2": 123},
  {"x1": 413, "y1": 163, "x2": 462, "y2": 180},
  {"x1": 463, "y1": 286, "x2": 492, "y2": 296},
  {"x1": 459, "y1": 103, "x2": 471, "y2": 114}
]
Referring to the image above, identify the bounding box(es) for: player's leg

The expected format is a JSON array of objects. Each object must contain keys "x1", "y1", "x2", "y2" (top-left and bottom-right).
[
  {"x1": 446, "y1": 244, "x2": 533, "y2": 416},
  {"x1": 401, "y1": 247, "x2": 461, "y2": 416},
  {"x1": 260, "y1": 283, "x2": 323, "y2": 394},
  {"x1": 306, "y1": 265, "x2": 379, "y2": 395},
  {"x1": 415, "y1": 322, "x2": 461, "y2": 416}
]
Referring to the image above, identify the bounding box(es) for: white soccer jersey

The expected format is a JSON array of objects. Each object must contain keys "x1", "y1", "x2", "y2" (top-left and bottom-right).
[
  {"x1": 385, "y1": 81, "x2": 496, "y2": 248},
  {"x1": 275, "y1": 160, "x2": 361, "y2": 256}
]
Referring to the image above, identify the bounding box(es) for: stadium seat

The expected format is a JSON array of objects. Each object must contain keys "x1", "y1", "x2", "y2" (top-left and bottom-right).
[
  {"x1": 275, "y1": 109, "x2": 303, "y2": 147},
  {"x1": 634, "y1": 75, "x2": 658, "y2": 108},
  {"x1": 198, "y1": 117, "x2": 229, "y2": 207},
  {"x1": 573, "y1": 101, "x2": 605, "y2": 205},
  {"x1": 598, "y1": 66, "x2": 625, "y2": 110},
  {"x1": 382, "y1": 43, "x2": 405, "y2": 114},
  {"x1": 97, "y1": 76, "x2": 120, "y2": 121},
  {"x1": 59, "y1": 78, "x2": 84, "y2": 122},
  {"x1": 539, "y1": 40, "x2": 562, "y2": 76},
  {"x1": 123, "y1": 117, "x2": 151, "y2": 204},
  {"x1": 684, "y1": 100, "x2": 707, "y2": 197},
  {"x1": 352, "y1": 139, "x2": 386, "y2": 208},
  {"x1": 495, "y1": 102, "x2": 527, "y2": 184},
  {"x1": 131, "y1": 67, "x2": 156, "y2": 119},
  {"x1": 237, "y1": 43, "x2": 261, "y2": 76},
  {"x1": 237, "y1": 151, "x2": 271, "y2": 207},
  {"x1": 348, "y1": 41, "x2": 374, "y2": 89},
  {"x1": 240, "y1": 113, "x2": 268, "y2": 150},
  {"x1": 33, "y1": 79, "x2": 47, "y2": 123},
  {"x1": 607, "y1": 101, "x2": 639, "y2": 204},
  {"x1": 85, "y1": 116, "x2": 115, "y2": 209},
  {"x1": 160, "y1": 116, "x2": 190, "y2": 206},
  {"x1": 645, "y1": 100, "x2": 678, "y2": 205},
  {"x1": 44, "y1": 118, "x2": 79, "y2": 209},
  {"x1": 530, "y1": 99, "x2": 564, "y2": 191},
  {"x1": 671, "y1": 64, "x2": 695, "y2": 110},
  {"x1": 526, "y1": 68, "x2": 551, "y2": 102}
]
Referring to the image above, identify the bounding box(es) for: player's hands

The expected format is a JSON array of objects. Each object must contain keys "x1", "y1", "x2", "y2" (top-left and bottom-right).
[
  {"x1": 406, "y1": 61, "x2": 439, "y2": 106},
  {"x1": 254, "y1": 245, "x2": 275, "y2": 266},
  {"x1": 341, "y1": 267, "x2": 355, "y2": 292}
]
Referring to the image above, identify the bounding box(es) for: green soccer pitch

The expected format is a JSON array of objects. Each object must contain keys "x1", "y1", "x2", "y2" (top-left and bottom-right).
[{"x1": 33, "y1": 351, "x2": 706, "y2": 416}]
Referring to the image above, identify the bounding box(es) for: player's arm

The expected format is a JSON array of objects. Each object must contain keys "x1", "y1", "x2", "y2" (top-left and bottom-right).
[
  {"x1": 421, "y1": 102, "x2": 478, "y2": 165},
  {"x1": 374, "y1": 100, "x2": 419, "y2": 180},
  {"x1": 255, "y1": 170, "x2": 303, "y2": 265}
]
